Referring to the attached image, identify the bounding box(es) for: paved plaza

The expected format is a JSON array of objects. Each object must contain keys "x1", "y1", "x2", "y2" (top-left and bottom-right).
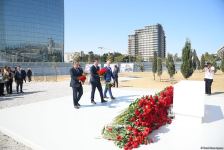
[{"x1": 0, "y1": 79, "x2": 224, "y2": 150}]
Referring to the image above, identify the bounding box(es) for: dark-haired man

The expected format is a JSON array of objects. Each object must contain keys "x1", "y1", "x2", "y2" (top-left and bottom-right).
[
  {"x1": 15, "y1": 66, "x2": 23, "y2": 94},
  {"x1": 70, "y1": 61, "x2": 83, "y2": 109},
  {"x1": 90, "y1": 59, "x2": 107, "y2": 104}
]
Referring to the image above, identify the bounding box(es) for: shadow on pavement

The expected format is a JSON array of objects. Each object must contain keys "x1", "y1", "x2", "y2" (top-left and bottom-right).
[
  {"x1": 148, "y1": 124, "x2": 170, "y2": 143},
  {"x1": 0, "y1": 91, "x2": 45, "y2": 101},
  {"x1": 203, "y1": 104, "x2": 224, "y2": 123},
  {"x1": 212, "y1": 92, "x2": 224, "y2": 95},
  {"x1": 81, "y1": 95, "x2": 139, "y2": 108},
  {"x1": 120, "y1": 85, "x2": 133, "y2": 88}
]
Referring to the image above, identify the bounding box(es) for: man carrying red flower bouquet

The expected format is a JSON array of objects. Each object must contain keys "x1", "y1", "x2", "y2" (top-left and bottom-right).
[
  {"x1": 90, "y1": 58, "x2": 107, "y2": 104},
  {"x1": 70, "y1": 61, "x2": 83, "y2": 109},
  {"x1": 103, "y1": 60, "x2": 115, "y2": 100}
]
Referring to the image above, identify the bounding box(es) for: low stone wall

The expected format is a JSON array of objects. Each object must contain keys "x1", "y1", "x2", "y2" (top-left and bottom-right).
[{"x1": 0, "y1": 62, "x2": 182, "y2": 76}]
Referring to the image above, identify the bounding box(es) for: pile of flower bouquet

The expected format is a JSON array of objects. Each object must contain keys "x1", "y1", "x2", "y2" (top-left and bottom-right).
[
  {"x1": 97, "y1": 68, "x2": 107, "y2": 76},
  {"x1": 102, "y1": 86, "x2": 174, "y2": 150},
  {"x1": 78, "y1": 75, "x2": 86, "y2": 83}
]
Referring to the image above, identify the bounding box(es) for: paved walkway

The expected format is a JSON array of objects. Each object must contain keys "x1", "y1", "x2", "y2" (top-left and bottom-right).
[
  {"x1": 0, "y1": 80, "x2": 224, "y2": 150},
  {"x1": 0, "y1": 77, "x2": 136, "y2": 109},
  {"x1": 0, "y1": 88, "x2": 155, "y2": 150},
  {"x1": 0, "y1": 77, "x2": 145, "y2": 150}
]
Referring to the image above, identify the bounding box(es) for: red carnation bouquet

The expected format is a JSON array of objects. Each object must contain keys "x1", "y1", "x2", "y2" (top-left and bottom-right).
[
  {"x1": 97, "y1": 68, "x2": 107, "y2": 76},
  {"x1": 78, "y1": 75, "x2": 86, "y2": 83},
  {"x1": 102, "y1": 86, "x2": 174, "y2": 150}
]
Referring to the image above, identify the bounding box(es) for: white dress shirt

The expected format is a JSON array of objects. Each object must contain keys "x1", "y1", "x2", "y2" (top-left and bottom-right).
[{"x1": 204, "y1": 66, "x2": 215, "y2": 79}]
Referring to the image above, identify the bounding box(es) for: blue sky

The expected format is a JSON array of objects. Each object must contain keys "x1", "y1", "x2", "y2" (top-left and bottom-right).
[{"x1": 64, "y1": 0, "x2": 224, "y2": 56}]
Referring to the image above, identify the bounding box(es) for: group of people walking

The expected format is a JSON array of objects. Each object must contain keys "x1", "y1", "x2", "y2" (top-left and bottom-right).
[
  {"x1": 70, "y1": 58, "x2": 119, "y2": 109},
  {"x1": 0, "y1": 66, "x2": 32, "y2": 96}
]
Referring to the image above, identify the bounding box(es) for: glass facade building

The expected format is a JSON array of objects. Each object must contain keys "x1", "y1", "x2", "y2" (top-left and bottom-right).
[
  {"x1": 0, "y1": 0, "x2": 64, "y2": 62},
  {"x1": 128, "y1": 24, "x2": 166, "y2": 61}
]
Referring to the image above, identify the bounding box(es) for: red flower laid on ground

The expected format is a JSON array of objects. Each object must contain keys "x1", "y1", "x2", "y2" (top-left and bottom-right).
[
  {"x1": 102, "y1": 86, "x2": 174, "y2": 150},
  {"x1": 77, "y1": 75, "x2": 86, "y2": 83},
  {"x1": 97, "y1": 68, "x2": 107, "y2": 76},
  {"x1": 117, "y1": 135, "x2": 123, "y2": 141}
]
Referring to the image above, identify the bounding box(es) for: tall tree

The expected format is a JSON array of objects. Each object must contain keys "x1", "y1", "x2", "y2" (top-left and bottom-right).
[
  {"x1": 212, "y1": 61, "x2": 218, "y2": 73},
  {"x1": 72, "y1": 52, "x2": 80, "y2": 62},
  {"x1": 166, "y1": 54, "x2": 176, "y2": 80},
  {"x1": 201, "y1": 54, "x2": 205, "y2": 69},
  {"x1": 107, "y1": 53, "x2": 113, "y2": 61},
  {"x1": 192, "y1": 49, "x2": 198, "y2": 70},
  {"x1": 106, "y1": 53, "x2": 113, "y2": 62},
  {"x1": 157, "y1": 57, "x2": 163, "y2": 81},
  {"x1": 152, "y1": 51, "x2": 157, "y2": 80},
  {"x1": 204, "y1": 52, "x2": 210, "y2": 60},
  {"x1": 181, "y1": 40, "x2": 194, "y2": 79},
  {"x1": 88, "y1": 51, "x2": 94, "y2": 63},
  {"x1": 221, "y1": 57, "x2": 224, "y2": 73},
  {"x1": 136, "y1": 55, "x2": 144, "y2": 72},
  {"x1": 114, "y1": 55, "x2": 125, "y2": 62},
  {"x1": 196, "y1": 58, "x2": 201, "y2": 70}
]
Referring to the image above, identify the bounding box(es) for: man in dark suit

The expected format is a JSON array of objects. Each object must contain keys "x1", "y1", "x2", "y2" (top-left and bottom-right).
[
  {"x1": 113, "y1": 65, "x2": 119, "y2": 88},
  {"x1": 70, "y1": 61, "x2": 83, "y2": 109},
  {"x1": 15, "y1": 66, "x2": 23, "y2": 94},
  {"x1": 27, "y1": 68, "x2": 32, "y2": 82},
  {"x1": 90, "y1": 58, "x2": 107, "y2": 104}
]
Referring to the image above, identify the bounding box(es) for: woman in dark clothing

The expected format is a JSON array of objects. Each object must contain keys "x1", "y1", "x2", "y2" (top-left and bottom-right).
[{"x1": 27, "y1": 68, "x2": 32, "y2": 82}]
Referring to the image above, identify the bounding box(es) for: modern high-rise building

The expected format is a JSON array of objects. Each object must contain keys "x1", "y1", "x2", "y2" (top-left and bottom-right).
[
  {"x1": 128, "y1": 24, "x2": 166, "y2": 61},
  {"x1": 0, "y1": 0, "x2": 64, "y2": 62}
]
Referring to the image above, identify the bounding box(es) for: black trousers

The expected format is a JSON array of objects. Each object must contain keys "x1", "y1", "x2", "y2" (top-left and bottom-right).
[
  {"x1": 28, "y1": 76, "x2": 32, "y2": 82},
  {"x1": 0, "y1": 83, "x2": 4, "y2": 96},
  {"x1": 205, "y1": 78, "x2": 213, "y2": 94},
  {"x1": 6, "y1": 81, "x2": 13, "y2": 94},
  {"x1": 16, "y1": 80, "x2": 23, "y2": 93},
  {"x1": 8, "y1": 80, "x2": 13, "y2": 94},
  {"x1": 113, "y1": 77, "x2": 118, "y2": 88},
  {"x1": 91, "y1": 82, "x2": 104, "y2": 101},
  {"x1": 23, "y1": 77, "x2": 26, "y2": 83},
  {"x1": 72, "y1": 85, "x2": 83, "y2": 106}
]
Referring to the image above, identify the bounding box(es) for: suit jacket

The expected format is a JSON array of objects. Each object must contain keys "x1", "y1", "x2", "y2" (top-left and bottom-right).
[
  {"x1": 104, "y1": 66, "x2": 114, "y2": 82},
  {"x1": 113, "y1": 67, "x2": 119, "y2": 78},
  {"x1": 15, "y1": 71, "x2": 23, "y2": 82},
  {"x1": 27, "y1": 70, "x2": 32, "y2": 77},
  {"x1": 70, "y1": 67, "x2": 83, "y2": 88},
  {"x1": 21, "y1": 70, "x2": 26, "y2": 78},
  {"x1": 90, "y1": 65, "x2": 100, "y2": 84}
]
